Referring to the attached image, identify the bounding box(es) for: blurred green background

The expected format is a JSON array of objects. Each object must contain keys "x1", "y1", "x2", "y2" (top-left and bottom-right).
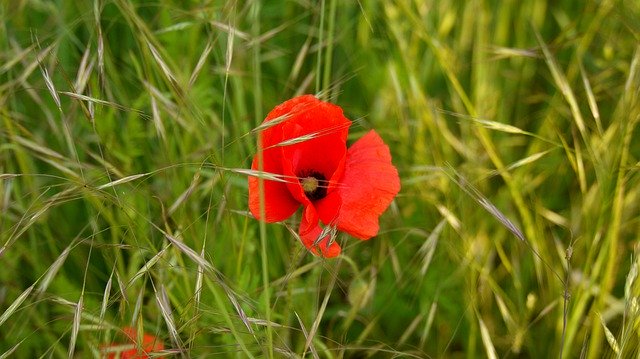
[{"x1": 1, "y1": 0, "x2": 640, "y2": 357}]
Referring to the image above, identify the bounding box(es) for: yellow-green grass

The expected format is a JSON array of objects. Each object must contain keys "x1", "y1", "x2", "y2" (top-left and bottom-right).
[{"x1": 1, "y1": 0, "x2": 639, "y2": 357}]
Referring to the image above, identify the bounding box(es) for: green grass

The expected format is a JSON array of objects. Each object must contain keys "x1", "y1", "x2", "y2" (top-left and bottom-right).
[{"x1": 1, "y1": 0, "x2": 640, "y2": 357}]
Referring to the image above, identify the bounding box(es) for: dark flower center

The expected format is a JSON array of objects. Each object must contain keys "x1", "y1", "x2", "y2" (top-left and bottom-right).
[{"x1": 299, "y1": 171, "x2": 327, "y2": 201}]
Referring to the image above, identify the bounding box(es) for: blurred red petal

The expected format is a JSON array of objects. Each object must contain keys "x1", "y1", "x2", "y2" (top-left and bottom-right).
[
  {"x1": 335, "y1": 130, "x2": 400, "y2": 239},
  {"x1": 299, "y1": 206, "x2": 341, "y2": 257},
  {"x1": 104, "y1": 327, "x2": 164, "y2": 359}
]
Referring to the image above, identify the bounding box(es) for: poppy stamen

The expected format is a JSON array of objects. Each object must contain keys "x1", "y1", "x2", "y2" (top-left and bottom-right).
[
  {"x1": 300, "y1": 177, "x2": 317, "y2": 192},
  {"x1": 299, "y1": 171, "x2": 327, "y2": 201}
]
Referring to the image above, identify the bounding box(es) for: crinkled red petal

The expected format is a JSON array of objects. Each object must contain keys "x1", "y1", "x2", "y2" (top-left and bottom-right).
[
  {"x1": 334, "y1": 130, "x2": 400, "y2": 239},
  {"x1": 267, "y1": 95, "x2": 350, "y2": 140},
  {"x1": 259, "y1": 95, "x2": 350, "y2": 150},
  {"x1": 299, "y1": 205, "x2": 341, "y2": 257}
]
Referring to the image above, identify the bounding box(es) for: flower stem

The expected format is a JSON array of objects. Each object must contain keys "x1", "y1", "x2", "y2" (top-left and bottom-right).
[
  {"x1": 252, "y1": 1, "x2": 273, "y2": 358},
  {"x1": 315, "y1": 0, "x2": 325, "y2": 97}
]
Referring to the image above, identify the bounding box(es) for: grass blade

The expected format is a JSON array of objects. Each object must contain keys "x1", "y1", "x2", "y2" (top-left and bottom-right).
[{"x1": 0, "y1": 284, "x2": 35, "y2": 327}]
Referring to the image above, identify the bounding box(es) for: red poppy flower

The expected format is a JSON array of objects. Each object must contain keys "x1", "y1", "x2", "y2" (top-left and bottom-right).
[
  {"x1": 102, "y1": 327, "x2": 164, "y2": 359},
  {"x1": 248, "y1": 95, "x2": 400, "y2": 257}
]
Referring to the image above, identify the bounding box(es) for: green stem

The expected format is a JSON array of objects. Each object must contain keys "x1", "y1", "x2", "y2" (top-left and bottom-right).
[
  {"x1": 322, "y1": 0, "x2": 337, "y2": 97},
  {"x1": 252, "y1": 1, "x2": 272, "y2": 358},
  {"x1": 315, "y1": 0, "x2": 326, "y2": 96}
]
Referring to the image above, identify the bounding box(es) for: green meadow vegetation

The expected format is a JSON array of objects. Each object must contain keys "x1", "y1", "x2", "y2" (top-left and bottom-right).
[{"x1": 1, "y1": 0, "x2": 640, "y2": 357}]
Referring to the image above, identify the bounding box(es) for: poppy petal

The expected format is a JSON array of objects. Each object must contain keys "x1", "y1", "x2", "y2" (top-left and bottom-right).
[
  {"x1": 335, "y1": 130, "x2": 400, "y2": 239},
  {"x1": 281, "y1": 123, "x2": 347, "y2": 181},
  {"x1": 260, "y1": 95, "x2": 350, "y2": 149},
  {"x1": 280, "y1": 128, "x2": 347, "y2": 204},
  {"x1": 104, "y1": 327, "x2": 164, "y2": 359},
  {"x1": 299, "y1": 205, "x2": 342, "y2": 257},
  {"x1": 249, "y1": 151, "x2": 300, "y2": 222},
  {"x1": 314, "y1": 190, "x2": 342, "y2": 226},
  {"x1": 272, "y1": 95, "x2": 351, "y2": 142}
]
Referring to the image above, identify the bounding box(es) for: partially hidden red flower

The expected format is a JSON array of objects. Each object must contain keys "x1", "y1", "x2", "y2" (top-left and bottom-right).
[
  {"x1": 102, "y1": 327, "x2": 164, "y2": 359},
  {"x1": 248, "y1": 95, "x2": 400, "y2": 257}
]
